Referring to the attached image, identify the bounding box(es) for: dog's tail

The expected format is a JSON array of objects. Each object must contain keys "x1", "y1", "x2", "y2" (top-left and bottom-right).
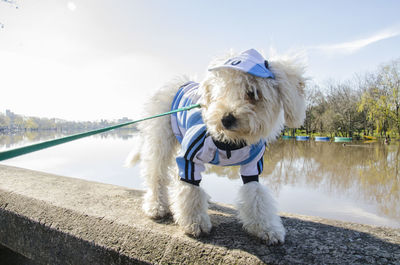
[{"x1": 124, "y1": 134, "x2": 143, "y2": 167}]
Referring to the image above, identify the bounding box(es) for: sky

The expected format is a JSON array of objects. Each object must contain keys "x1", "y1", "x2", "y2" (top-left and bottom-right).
[{"x1": 1, "y1": 0, "x2": 400, "y2": 121}]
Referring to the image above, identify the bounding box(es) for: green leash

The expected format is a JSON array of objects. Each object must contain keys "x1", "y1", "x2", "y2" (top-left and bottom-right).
[{"x1": 0, "y1": 104, "x2": 201, "y2": 161}]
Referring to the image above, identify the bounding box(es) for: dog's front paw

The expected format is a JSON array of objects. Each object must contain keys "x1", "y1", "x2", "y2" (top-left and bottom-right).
[
  {"x1": 237, "y1": 182, "x2": 286, "y2": 245},
  {"x1": 243, "y1": 223, "x2": 285, "y2": 245},
  {"x1": 171, "y1": 181, "x2": 212, "y2": 237}
]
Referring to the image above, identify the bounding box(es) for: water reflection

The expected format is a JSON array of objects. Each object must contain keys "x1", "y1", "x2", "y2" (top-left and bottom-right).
[
  {"x1": 0, "y1": 129, "x2": 137, "y2": 150},
  {"x1": 205, "y1": 140, "x2": 400, "y2": 223}
]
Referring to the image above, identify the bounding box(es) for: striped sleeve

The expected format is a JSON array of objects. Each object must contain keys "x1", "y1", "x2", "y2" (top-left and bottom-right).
[
  {"x1": 239, "y1": 142, "x2": 265, "y2": 177},
  {"x1": 176, "y1": 124, "x2": 207, "y2": 183}
]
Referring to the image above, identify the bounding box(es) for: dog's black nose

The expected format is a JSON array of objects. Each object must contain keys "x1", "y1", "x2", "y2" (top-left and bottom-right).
[{"x1": 221, "y1": 113, "x2": 236, "y2": 129}]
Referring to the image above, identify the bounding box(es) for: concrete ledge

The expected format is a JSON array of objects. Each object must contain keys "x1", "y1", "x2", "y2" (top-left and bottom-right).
[{"x1": 0, "y1": 164, "x2": 399, "y2": 264}]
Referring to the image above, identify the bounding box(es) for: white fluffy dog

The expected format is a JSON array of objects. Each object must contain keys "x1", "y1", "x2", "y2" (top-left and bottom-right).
[{"x1": 126, "y1": 49, "x2": 306, "y2": 245}]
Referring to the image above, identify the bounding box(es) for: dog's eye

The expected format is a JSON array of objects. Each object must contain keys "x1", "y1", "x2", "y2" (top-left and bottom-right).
[{"x1": 246, "y1": 90, "x2": 256, "y2": 101}]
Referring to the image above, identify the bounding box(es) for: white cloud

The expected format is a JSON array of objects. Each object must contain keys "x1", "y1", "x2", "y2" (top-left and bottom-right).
[{"x1": 311, "y1": 26, "x2": 400, "y2": 55}]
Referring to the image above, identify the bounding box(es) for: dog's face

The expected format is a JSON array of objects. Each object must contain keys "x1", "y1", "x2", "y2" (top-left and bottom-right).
[{"x1": 200, "y1": 53, "x2": 306, "y2": 145}]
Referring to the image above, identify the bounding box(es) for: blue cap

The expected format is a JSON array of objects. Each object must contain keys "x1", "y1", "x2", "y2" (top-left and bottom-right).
[{"x1": 208, "y1": 49, "x2": 275, "y2": 78}]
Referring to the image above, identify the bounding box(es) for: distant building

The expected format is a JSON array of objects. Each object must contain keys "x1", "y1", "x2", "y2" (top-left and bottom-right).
[
  {"x1": 5, "y1": 110, "x2": 14, "y2": 118},
  {"x1": 118, "y1": 117, "x2": 131, "y2": 123}
]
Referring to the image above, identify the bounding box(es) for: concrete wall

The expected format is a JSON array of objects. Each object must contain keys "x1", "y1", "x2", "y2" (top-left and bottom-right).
[{"x1": 0, "y1": 164, "x2": 399, "y2": 264}]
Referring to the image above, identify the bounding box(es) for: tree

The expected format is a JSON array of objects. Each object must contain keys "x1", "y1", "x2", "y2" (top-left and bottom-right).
[
  {"x1": 12, "y1": 116, "x2": 24, "y2": 130},
  {"x1": 310, "y1": 89, "x2": 328, "y2": 134},
  {"x1": 0, "y1": 114, "x2": 10, "y2": 130},
  {"x1": 358, "y1": 59, "x2": 400, "y2": 136},
  {"x1": 25, "y1": 118, "x2": 39, "y2": 130},
  {"x1": 380, "y1": 59, "x2": 400, "y2": 135},
  {"x1": 326, "y1": 81, "x2": 360, "y2": 137}
]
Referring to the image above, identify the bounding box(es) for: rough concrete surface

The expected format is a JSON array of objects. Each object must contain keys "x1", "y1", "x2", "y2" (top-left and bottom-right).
[{"x1": 0, "y1": 164, "x2": 399, "y2": 265}]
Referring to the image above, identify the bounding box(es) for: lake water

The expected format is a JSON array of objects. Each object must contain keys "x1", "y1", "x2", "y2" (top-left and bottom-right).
[{"x1": 1, "y1": 130, "x2": 399, "y2": 228}]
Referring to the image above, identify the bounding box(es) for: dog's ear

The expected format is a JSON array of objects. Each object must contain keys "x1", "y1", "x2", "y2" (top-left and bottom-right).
[
  {"x1": 269, "y1": 57, "x2": 306, "y2": 128},
  {"x1": 199, "y1": 51, "x2": 237, "y2": 107},
  {"x1": 199, "y1": 78, "x2": 212, "y2": 107}
]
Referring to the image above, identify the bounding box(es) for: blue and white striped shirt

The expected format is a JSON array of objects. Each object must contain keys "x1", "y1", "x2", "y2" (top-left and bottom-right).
[{"x1": 171, "y1": 82, "x2": 265, "y2": 184}]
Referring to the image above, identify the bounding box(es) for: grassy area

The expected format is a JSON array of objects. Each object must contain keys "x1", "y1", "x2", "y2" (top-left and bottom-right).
[{"x1": 282, "y1": 129, "x2": 400, "y2": 140}]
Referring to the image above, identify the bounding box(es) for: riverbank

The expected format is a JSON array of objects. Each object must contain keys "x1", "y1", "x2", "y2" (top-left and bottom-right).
[{"x1": 0, "y1": 164, "x2": 399, "y2": 264}]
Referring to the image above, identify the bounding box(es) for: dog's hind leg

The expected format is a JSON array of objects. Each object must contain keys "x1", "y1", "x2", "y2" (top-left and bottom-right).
[
  {"x1": 140, "y1": 122, "x2": 176, "y2": 219},
  {"x1": 139, "y1": 84, "x2": 182, "y2": 219}
]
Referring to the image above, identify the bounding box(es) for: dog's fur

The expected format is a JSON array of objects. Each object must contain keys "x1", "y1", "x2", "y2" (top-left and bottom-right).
[{"x1": 126, "y1": 50, "x2": 306, "y2": 245}]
